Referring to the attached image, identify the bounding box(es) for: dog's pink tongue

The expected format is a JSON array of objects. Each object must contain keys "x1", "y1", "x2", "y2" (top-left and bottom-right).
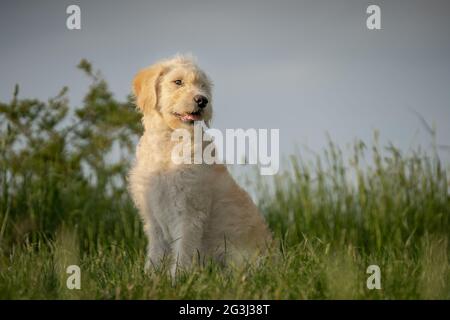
[{"x1": 181, "y1": 114, "x2": 201, "y2": 121}]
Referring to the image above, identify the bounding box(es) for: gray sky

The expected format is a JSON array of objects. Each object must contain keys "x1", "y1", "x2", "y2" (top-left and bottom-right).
[{"x1": 1, "y1": 0, "x2": 450, "y2": 167}]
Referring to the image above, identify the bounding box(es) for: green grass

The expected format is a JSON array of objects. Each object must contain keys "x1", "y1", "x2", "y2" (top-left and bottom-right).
[
  {"x1": 0, "y1": 62, "x2": 448, "y2": 299},
  {"x1": 0, "y1": 138, "x2": 449, "y2": 299}
]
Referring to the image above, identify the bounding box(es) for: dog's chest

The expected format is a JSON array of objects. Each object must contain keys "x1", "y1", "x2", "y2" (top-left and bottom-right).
[{"x1": 145, "y1": 166, "x2": 211, "y2": 225}]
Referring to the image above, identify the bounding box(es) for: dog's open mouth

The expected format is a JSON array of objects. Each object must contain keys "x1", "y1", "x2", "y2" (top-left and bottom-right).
[{"x1": 172, "y1": 111, "x2": 203, "y2": 123}]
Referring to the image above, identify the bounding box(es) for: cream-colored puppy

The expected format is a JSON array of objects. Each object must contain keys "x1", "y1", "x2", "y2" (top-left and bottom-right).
[{"x1": 128, "y1": 55, "x2": 271, "y2": 277}]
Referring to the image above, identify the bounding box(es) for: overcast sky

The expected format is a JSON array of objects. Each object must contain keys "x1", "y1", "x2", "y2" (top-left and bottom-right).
[{"x1": 1, "y1": 0, "x2": 450, "y2": 169}]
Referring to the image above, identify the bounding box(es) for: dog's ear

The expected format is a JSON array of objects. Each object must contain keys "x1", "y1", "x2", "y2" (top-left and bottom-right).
[{"x1": 132, "y1": 63, "x2": 164, "y2": 114}]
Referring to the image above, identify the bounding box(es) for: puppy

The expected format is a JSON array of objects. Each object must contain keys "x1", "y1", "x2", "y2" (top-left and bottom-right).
[{"x1": 128, "y1": 55, "x2": 272, "y2": 277}]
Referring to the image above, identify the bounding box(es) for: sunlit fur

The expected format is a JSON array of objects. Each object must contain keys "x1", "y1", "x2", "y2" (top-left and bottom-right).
[{"x1": 128, "y1": 55, "x2": 272, "y2": 278}]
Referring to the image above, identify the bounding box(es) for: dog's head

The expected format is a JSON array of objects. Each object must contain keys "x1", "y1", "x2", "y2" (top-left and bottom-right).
[{"x1": 133, "y1": 55, "x2": 213, "y2": 130}]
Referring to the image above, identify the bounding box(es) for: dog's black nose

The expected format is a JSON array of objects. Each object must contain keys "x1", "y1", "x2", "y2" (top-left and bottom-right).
[{"x1": 194, "y1": 95, "x2": 208, "y2": 108}]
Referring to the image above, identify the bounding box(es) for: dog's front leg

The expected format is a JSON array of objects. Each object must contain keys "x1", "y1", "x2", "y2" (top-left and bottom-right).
[
  {"x1": 170, "y1": 214, "x2": 206, "y2": 278},
  {"x1": 145, "y1": 217, "x2": 170, "y2": 271}
]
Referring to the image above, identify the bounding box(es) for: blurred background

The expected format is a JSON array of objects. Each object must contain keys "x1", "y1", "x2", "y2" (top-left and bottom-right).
[
  {"x1": 1, "y1": 0, "x2": 449, "y2": 299},
  {"x1": 1, "y1": 0, "x2": 450, "y2": 166}
]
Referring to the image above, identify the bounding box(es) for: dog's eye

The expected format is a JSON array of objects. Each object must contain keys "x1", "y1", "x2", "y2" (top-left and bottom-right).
[{"x1": 173, "y1": 80, "x2": 183, "y2": 86}]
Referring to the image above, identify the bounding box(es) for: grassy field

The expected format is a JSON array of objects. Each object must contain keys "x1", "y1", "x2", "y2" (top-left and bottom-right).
[{"x1": 0, "y1": 62, "x2": 449, "y2": 299}]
